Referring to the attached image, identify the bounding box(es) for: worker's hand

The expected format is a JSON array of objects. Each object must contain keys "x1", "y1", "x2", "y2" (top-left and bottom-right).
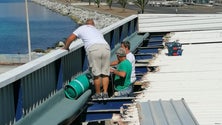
[
  {"x1": 62, "y1": 46, "x2": 69, "y2": 51},
  {"x1": 110, "y1": 67, "x2": 116, "y2": 73}
]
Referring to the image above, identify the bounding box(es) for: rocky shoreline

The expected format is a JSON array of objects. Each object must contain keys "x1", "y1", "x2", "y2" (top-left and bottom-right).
[{"x1": 31, "y1": 0, "x2": 122, "y2": 29}]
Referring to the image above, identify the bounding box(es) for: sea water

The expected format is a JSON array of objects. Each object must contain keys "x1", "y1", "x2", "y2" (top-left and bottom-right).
[{"x1": 0, "y1": 0, "x2": 78, "y2": 54}]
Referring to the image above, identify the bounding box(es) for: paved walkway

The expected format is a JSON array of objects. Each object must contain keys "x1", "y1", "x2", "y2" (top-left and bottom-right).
[
  {"x1": 72, "y1": 3, "x2": 138, "y2": 18},
  {"x1": 0, "y1": 65, "x2": 21, "y2": 74},
  {"x1": 66, "y1": 0, "x2": 222, "y2": 15}
]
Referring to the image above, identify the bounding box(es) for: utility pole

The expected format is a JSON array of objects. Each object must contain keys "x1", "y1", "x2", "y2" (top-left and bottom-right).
[{"x1": 25, "y1": 0, "x2": 32, "y2": 62}]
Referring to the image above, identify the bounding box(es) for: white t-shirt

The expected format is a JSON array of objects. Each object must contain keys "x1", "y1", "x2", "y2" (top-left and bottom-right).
[
  {"x1": 126, "y1": 52, "x2": 136, "y2": 83},
  {"x1": 73, "y1": 25, "x2": 108, "y2": 50}
]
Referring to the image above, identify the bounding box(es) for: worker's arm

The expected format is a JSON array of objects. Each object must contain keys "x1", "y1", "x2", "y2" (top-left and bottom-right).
[
  {"x1": 63, "y1": 34, "x2": 77, "y2": 50},
  {"x1": 110, "y1": 60, "x2": 119, "y2": 66},
  {"x1": 110, "y1": 68, "x2": 126, "y2": 78}
]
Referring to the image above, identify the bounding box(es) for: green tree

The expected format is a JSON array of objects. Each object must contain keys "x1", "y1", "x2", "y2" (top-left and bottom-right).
[
  {"x1": 106, "y1": 0, "x2": 113, "y2": 9},
  {"x1": 95, "y1": 0, "x2": 101, "y2": 8},
  {"x1": 118, "y1": 0, "x2": 128, "y2": 12},
  {"x1": 133, "y1": 0, "x2": 148, "y2": 14}
]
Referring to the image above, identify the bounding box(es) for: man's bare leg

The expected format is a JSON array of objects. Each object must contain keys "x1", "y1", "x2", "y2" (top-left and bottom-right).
[
  {"x1": 94, "y1": 76, "x2": 101, "y2": 94},
  {"x1": 102, "y1": 76, "x2": 109, "y2": 93}
]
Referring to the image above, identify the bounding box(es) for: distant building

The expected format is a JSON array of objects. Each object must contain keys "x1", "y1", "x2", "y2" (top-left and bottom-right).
[{"x1": 148, "y1": 0, "x2": 184, "y2": 6}]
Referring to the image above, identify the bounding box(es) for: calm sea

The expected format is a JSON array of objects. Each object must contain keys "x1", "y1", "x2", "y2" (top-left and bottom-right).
[{"x1": 0, "y1": 0, "x2": 78, "y2": 54}]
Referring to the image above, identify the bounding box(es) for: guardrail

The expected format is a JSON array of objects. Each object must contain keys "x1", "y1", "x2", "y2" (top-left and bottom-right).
[{"x1": 0, "y1": 15, "x2": 138, "y2": 125}]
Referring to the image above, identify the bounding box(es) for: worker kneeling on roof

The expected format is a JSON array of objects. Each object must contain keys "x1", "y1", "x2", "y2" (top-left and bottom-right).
[{"x1": 110, "y1": 48, "x2": 132, "y2": 97}]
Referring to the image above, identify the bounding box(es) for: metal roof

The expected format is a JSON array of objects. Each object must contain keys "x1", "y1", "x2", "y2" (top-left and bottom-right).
[
  {"x1": 135, "y1": 30, "x2": 222, "y2": 125},
  {"x1": 137, "y1": 99, "x2": 199, "y2": 125},
  {"x1": 138, "y1": 14, "x2": 222, "y2": 32}
]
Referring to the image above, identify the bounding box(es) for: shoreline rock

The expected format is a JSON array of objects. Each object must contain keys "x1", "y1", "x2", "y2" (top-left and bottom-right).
[{"x1": 31, "y1": 0, "x2": 122, "y2": 29}]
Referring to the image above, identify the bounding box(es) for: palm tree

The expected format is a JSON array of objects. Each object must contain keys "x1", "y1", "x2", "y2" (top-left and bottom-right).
[
  {"x1": 95, "y1": 0, "x2": 101, "y2": 7},
  {"x1": 118, "y1": 0, "x2": 128, "y2": 12},
  {"x1": 134, "y1": 0, "x2": 148, "y2": 14},
  {"x1": 106, "y1": 0, "x2": 113, "y2": 9},
  {"x1": 88, "y1": 0, "x2": 92, "y2": 5}
]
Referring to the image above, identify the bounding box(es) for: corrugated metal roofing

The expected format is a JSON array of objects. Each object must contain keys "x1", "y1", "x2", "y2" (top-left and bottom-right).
[
  {"x1": 138, "y1": 14, "x2": 222, "y2": 32},
  {"x1": 135, "y1": 30, "x2": 222, "y2": 125},
  {"x1": 137, "y1": 99, "x2": 199, "y2": 125}
]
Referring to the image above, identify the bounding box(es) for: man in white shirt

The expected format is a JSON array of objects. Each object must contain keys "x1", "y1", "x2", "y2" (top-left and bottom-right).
[
  {"x1": 111, "y1": 41, "x2": 136, "y2": 84},
  {"x1": 64, "y1": 19, "x2": 110, "y2": 99}
]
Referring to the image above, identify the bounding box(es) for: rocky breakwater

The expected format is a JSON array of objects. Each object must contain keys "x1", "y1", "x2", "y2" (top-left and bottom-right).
[{"x1": 31, "y1": 0, "x2": 122, "y2": 29}]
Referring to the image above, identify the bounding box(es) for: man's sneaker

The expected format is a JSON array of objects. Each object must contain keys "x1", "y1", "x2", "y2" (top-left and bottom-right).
[
  {"x1": 114, "y1": 92, "x2": 120, "y2": 97},
  {"x1": 91, "y1": 93, "x2": 102, "y2": 99},
  {"x1": 102, "y1": 92, "x2": 109, "y2": 98}
]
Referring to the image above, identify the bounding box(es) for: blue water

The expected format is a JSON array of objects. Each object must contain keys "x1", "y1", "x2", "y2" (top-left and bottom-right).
[{"x1": 0, "y1": 0, "x2": 78, "y2": 54}]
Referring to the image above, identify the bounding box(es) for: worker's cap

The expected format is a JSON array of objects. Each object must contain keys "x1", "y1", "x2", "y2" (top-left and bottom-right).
[{"x1": 115, "y1": 48, "x2": 126, "y2": 57}]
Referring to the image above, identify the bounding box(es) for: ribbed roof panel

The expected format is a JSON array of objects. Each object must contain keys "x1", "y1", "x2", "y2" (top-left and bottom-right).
[
  {"x1": 136, "y1": 30, "x2": 222, "y2": 125},
  {"x1": 137, "y1": 99, "x2": 199, "y2": 125}
]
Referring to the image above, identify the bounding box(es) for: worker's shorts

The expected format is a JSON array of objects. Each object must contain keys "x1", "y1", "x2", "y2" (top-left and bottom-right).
[{"x1": 87, "y1": 44, "x2": 110, "y2": 77}]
